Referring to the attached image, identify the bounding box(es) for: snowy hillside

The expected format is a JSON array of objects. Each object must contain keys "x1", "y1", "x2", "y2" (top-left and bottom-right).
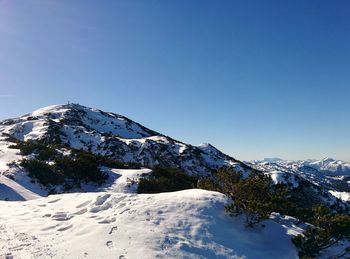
[
  {"x1": 0, "y1": 104, "x2": 245, "y2": 176},
  {"x1": 249, "y1": 158, "x2": 350, "y2": 202},
  {"x1": 0, "y1": 189, "x2": 301, "y2": 259}
]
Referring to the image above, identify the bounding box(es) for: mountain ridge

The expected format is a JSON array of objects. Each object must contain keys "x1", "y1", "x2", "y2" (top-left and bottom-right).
[{"x1": 0, "y1": 103, "x2": 247, "y2": 177}]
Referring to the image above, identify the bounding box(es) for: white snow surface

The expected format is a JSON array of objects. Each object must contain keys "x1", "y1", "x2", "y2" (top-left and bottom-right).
[
  {"x1": 0, "y1": 104, "x2": 156, "y2": 142},
  {"x1": 0, "y1": 189, "x2": 299, "y2": 259},
  {"x1": 329, "y1": 190, "x2": 350, "y2": 202},
  {"x1": 0, "y1": 174, "x2": 41, "y2": 201},
  {"x1": 81, "y1": 168, "x2": 151, "y2": 194},
  {"x1": 267, "y1": 171, "x2": 299, "y2": 188}
]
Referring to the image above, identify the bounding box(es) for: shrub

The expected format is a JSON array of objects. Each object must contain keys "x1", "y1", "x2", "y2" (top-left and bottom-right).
[
  {"x1": 54, "y1": 153, "x2": 108, "y2": 185},
  {"x1": 8, "y1": 140, "x2": 58, "y2": 160},
  {"x1": 2, "y1": 133, "x2": 19, "y2": 143},
  {"x1": 198, "y1": 168, "x2": 294, "y2": 227},
  {"x1": 137, "y1": 167, "x2": 198, "y2": 193},
  {"x1": 292, "y1": 205, "x2": 350, "y2": 258},
  {"x1": 20, "y1": 151, "x2": 108, "y2": 188},
  {"x1": 225, "y1": 173, "x2": 275, "y2": 227},
  {"x1": 21, "y1": 159, "x2": 64, "y2": 186}
]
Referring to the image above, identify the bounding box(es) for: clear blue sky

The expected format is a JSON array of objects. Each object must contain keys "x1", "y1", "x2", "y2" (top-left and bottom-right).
[{"x1": 0, "y1": 0, "x2": 349, "y2": 161}]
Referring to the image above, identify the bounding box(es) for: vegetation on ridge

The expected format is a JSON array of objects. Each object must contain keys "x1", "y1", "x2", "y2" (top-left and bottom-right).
[{"x1": 197, "y1": 167, "x2": 350, "y2": 257}]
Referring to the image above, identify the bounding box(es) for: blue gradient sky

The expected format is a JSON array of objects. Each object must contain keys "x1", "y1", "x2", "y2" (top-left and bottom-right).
[{"x1": 0, "y1": 0, "x2": 349, "y2": 161}]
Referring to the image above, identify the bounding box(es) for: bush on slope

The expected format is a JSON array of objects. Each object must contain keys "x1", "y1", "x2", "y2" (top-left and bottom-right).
[
  {"x1": 292, "y1": 205, "x2": 350, "y2": 258},
  {"x1": 198, "y1": 167, "x2": 350, "y2": 257},
  {"x1": 137, "y1": 167, "x2": 198, "y2": 193},
  {"x1": 12, "y1": 139, "x2": 141, "y2": 190},
  {"x1": 198, "y1": 168, "x2": 288, "y2": 226}
]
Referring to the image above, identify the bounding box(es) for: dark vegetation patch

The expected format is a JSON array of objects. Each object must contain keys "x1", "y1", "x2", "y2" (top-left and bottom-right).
[
  {"x1": 2, "y1": 133, "x2": 19, "y2": 143},
  {"x1": 137, "y1": 167, "x2": 198, "y2": 194},
  {"x1": 21, "y1": 159, "x2": 65, "y2": 186},
  {"x1": 292, "y1": 206, "x2": 350, "y2": 258},
  {"x1": 20, "y1": 153, "x2": 108, "y2": 190},
  {"x1": 8, "y1": 138, "x2": 141, "y2": 190},
  {"x1": 9, "y1": 140, "x2": 58, "y2": 160}
]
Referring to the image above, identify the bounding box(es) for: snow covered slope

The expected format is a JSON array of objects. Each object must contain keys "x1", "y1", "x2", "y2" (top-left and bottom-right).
[
  {"x1": 0, "y1": 189, "x2": 300, "y2": 259},
  {"x1": 249, "y1": 158, "x2": 350, "y2": 203},
  {"x1": 0, "y1": 104, "x2": 245, "y2": 176},
  {"x1": 0, "y1": 174, "x2": 41, "y2": 201}
]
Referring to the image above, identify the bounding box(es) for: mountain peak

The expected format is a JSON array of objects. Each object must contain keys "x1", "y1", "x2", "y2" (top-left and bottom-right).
[
  {"x1": 0, "y1": 104, "x2": 246, "y2": 176},
  {"x1": 321, "y1": 157, "x2": 336, "y2": 162}
]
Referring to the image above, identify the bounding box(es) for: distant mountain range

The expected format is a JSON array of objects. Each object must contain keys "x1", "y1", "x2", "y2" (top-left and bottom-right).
[
  {"x1": 249, "y1": 158, "x2": 350, "y2": 202},
  {"x1": 251, "y1": 157, "x2": 350, "y2": 175}
]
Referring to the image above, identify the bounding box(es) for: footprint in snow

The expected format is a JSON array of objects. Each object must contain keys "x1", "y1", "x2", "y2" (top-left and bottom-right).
[
  {"x1": 48, "y1": 198, "x2": 61, "y2": 203},
  {"x1": 57, "y1": 224, "x2": 73, "y2": 232},
  {"x1": 76, "y1": 200, "x2": 91, "y2": 208},
  {"x1": 119, "y1": 208, "x2": 130, "y2": 214},
  {"x1": 106, "y1": 240, "x2": 113, "y2": 248},
  {"x1": 51, "y1": 212, "x2": 73, "y2": 221},
  {"x1": 94, "y1": 194, "x2": 111, "y2": 205},
  {"x1": 109, "y1": 226, "x2": 118, "y2": 234},
  {"x1": 99, "y1": 217, "x2": 116, "y2": 224},
  {"x1": 74, "y1": 208, "x2": 88, "y2": 215}
]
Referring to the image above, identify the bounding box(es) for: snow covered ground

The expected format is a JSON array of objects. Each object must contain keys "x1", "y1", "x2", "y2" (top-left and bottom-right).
[
  {"x1": 80, "y1": 168, "x2": 151, "y2": 194},
  {"x1": 0, "y1": 167, "x2": 301, "y2": 258},
  {"x1": 0, "y1": 189, "x2": 300, "y2": 259},
  {"x1": 0, "y1": 174, "x2": 41, "y2": 201},
  {"x1": 329, "y1": 190, "x2": 350, "y2": 202}
]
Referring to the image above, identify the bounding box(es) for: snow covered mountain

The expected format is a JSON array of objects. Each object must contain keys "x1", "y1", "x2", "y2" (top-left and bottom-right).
[
  {"x1": 249, "y1": 158, "x2": 350, "y2": 202},
  {"x1": 252, "y1": 157, "x2": 350, "y2": 175},
  {"x1": 0, "y1": 104, "x2": 245, "y2": 176},
  {"x1": 303, "y1": 157, "x2": 350, "y2": 175}
]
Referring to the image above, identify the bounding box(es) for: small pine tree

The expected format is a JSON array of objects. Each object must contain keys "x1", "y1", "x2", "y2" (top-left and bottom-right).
[{"x1": 226, "y1": 173, "x2": 274, "y2": 227}]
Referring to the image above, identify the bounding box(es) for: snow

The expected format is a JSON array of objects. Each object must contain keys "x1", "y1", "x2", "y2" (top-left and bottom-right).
[
  {"x1": 0, "y1": 139, "x2": 20, "y2": 172},
  {"x1": 0, "y1": 189, "x2": 299, "y2": 259},
  {"x1": 267, "y1": 171, "x2": 299, "y2": 188},
  {"x1": 81, "y1": 168, "x2": 151, "y2": 194},
  {"x1": 81, "y1": 107, "x2": 155, "y2": 139},
  {"x1": 329, "y1": 190, "x2": 350, "y2": 202},
  {"x1": 30, "y1": 104, "x2": 67, "y2": 117},
  {"x1": 61, "y1": 125, "x2": 104, "y2": 151},
  {"x1": 0, "y1": 136, "x2": 47, "y2": 201},
  {"x1": 0, "y1": 174, "x2": 41, "y2": 201},
  {"x1": 250, "y1": 159, "x2": 350, "y2": 205}
]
